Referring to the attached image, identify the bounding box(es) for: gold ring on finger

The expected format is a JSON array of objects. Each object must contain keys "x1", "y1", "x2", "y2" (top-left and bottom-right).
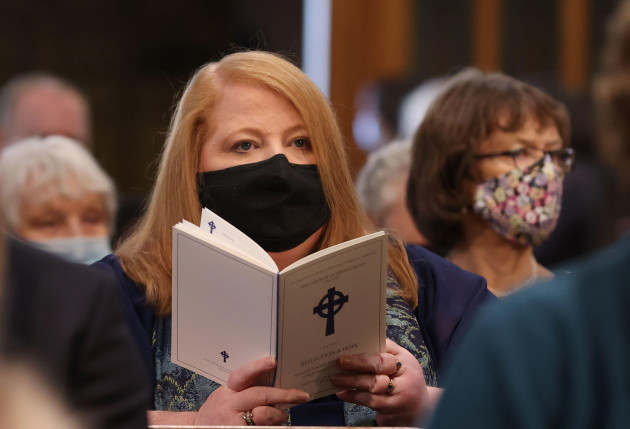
[
  {"x1": 243, "y1": 410, "x2": 256, "y2": 426},
  {"x1": 386, "y1": 375, "x2": 394, "y2": 394}
]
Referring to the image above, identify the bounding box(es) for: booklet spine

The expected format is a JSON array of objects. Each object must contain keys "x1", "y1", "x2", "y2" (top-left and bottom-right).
[{"x1": 271, "y1": 271, "x2": 280, "y2": 387}]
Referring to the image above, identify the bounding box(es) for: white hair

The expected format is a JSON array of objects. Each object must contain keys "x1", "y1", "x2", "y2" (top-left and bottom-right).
[
  {"x1": 0, "y1": 135, "x2": 116, "y2": 233},
  {"x1": 356, "y1": 139, "x2": 412, "y2": 219}
]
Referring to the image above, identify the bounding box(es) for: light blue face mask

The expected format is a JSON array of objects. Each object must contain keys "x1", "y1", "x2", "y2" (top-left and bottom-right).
[{"x1": 30, "y1": 236, "x2": 112, "y2": 265}]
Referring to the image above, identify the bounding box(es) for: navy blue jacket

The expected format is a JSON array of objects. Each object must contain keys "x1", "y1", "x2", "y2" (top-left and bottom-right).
[{"x1": 406, "y1": 245, "x2": 494, "y2": 383}]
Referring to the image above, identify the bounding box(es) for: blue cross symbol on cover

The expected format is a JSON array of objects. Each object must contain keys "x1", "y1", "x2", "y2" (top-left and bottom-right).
[{"x1": 313, "y1": 287, "x2": 349, "y2": 336}]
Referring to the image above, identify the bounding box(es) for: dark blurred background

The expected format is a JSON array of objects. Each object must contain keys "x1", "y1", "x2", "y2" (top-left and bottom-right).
[
  {"x1": 0, "y1": 0, "x2": 303, "y2": 196},
  {"x1": 0, "y1": 0, "x2": 622, "y2": 263}
]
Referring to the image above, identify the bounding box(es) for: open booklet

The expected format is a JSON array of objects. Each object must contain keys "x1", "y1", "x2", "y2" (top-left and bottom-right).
[{"x1": 171, "y1": 208, "x2": 388, "y2": 400}]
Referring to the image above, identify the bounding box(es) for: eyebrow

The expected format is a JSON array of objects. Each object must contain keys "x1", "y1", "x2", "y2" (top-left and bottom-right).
[
  {"x1": 218, "y1": 124, "x2": 308, "y2": 143},
  {"x1": 516, "y1": 138, "x2": 563, "y2": 148},
  {"x1": 282, "y1": 124, "x2": 309, "y2": 138}
]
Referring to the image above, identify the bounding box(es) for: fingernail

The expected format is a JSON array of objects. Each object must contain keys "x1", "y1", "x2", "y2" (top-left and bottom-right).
[{"x1": 337, "y1": 356, "x2": 347, "y2": 366}]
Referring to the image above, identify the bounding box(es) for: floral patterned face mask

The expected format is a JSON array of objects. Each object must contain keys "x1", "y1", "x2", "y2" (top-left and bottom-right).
[{"x1": 472, "y1": 154, "x2": 563, "y2": 246}]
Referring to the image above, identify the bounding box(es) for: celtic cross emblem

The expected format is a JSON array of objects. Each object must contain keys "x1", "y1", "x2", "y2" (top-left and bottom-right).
[{"x1": 313, "y1": 287, "x2": 349, "y2": 336}]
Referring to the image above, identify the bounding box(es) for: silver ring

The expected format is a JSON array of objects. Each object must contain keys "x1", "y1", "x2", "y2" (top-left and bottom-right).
[
  {"x1": 386, "y1": 376, "x2": 394, "y2": 394},
  {"x1": 243, "y1": 410, "x2": 255, "y2": 426}
]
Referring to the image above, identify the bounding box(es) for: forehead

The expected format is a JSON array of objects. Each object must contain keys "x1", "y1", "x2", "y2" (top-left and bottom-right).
[
  {"x1": 11, "y1": 86, "x2": 89, "y2": 141},
  {"x1": 213, "y1": 81, "x2": 300, "y2": 117},
  {"x1": 19, "y1": 185, "x2": 107, "y2": 222},
  {"x1": 16, "y1": 86, "x2": 86, "y2": 116},
  {"x1": 493, "y1": 108, "x2": 559, "y2": 134},
  {"x1": 482, "y1": 114, "x2": 560, "y2": 149},
  {"x1": 21, "y1": 172, "x2": 89, "y2": 202}
]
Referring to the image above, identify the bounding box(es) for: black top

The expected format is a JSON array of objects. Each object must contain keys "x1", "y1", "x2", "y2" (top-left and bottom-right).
[{"x1": 2, "y1": 238, "x2": 151, "y2": 429}]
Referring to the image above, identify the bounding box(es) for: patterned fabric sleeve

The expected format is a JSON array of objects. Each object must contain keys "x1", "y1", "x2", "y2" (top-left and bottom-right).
[
  {"x1": 343, "y1": 273, "x2": 437, "y2": 426},
  {"x1": 385, "y1": 290, "x2": 437, "y2": 385},
  {"x1": 153, "y1": 318, "x2": 220, "y2": 411}
]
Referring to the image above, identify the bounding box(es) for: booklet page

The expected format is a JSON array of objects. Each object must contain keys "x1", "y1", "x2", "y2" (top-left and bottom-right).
[
  {"x1": 275, "y1": 233, "x2": 387, "y2": 398},
  {"x1": 200, "y1": 208, "x2": 277, "y2": 271},
  {"x1": 172, "y1": 228, "x2": 278, "y2": 385}
]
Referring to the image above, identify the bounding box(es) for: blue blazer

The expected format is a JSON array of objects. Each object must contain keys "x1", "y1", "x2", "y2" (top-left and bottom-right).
[{"x1": 406, "y1": 245, "x2": 494, "y2": 383}]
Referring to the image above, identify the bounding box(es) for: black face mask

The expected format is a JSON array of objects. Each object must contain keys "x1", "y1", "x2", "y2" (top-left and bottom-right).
[{"x1": 197, "y1": 154, "x2": 331, "y2": 252}]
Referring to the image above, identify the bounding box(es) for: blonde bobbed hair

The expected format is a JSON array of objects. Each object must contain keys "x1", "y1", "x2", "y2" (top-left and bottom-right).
[{"x1": 116, "y1": 51, "x2": 417, "y2": 316}]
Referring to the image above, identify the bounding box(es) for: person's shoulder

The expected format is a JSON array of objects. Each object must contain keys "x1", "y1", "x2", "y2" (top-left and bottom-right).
[
  {"x1": 91, "y1": 252, "x2": 147, "y2": 301},
  {"x1": 552, "y1": 234, "x2": 630, "y2": 293},
  {"x1": 91, "y1": 250, "x2": 155, "y2": 339},
  {"x1": 91, "y1": 252, "x2": 124, "y2": 276},
  {"x1": 7, "y1": 237, "x2": 114, "y2": 297},
  {"x1": 405, "y1": 244, "x2": 495, "y2": 381},
  {"x1": 500, "y1": 236, "x2": 630, "y2": 327},
  {"x1": 444, "y1": 238, "x2": 630, "y2": 387},
  {"x1": 9, "y1": 236, "x2": 87, "y2": 273}
]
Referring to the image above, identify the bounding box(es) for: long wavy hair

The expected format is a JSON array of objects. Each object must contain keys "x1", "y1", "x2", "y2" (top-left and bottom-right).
[{"x1": 116, "y1": 51, "x2": 417, "y2": 317}]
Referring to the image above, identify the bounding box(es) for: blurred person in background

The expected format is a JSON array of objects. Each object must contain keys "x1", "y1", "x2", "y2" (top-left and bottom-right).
[
  {"x1": 0, "y1": 72, "x2": 144, "y2": 244},
  {"x1": 407, "y1": 69, "x2": 573, "y2": 296},
  {"x1": 0, "y1": 363, "x2": 84, "y2": 429},
  {"x1": 425, "y1": 3, "x2": 630, "y2": 427},
  {"x1": 0, "y1": 73, "x2": 91, "y2": 148},
  {"x1": 0, "y1": 232, "x2": 84, "y2": 429},
  {"x1": 596, "y1": 0, "x2": 630, "y2": 239},
  {"x1": 0, "y1": 135, "x2": 115, "y2": 264},
  {"x1": 352, "y1": 78, "x2": 419, "y2": 153},
  {"x1": 356, "y1": 139, "x2": 431, "y2": 247},
  {"x1": 397, "y1": 77, "x2": 449, "y2": 142},
  {"x1": 0, "y1": 219, "x2": 150, "y2": 429}
]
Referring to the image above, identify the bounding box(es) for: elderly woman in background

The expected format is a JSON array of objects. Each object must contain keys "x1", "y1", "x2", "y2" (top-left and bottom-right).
[
  {"x1": 407, "y1": 69, "x2": 574, "y2": 296},
  {"x1": 356, "y1": 139, "x2": 430, "y2": 248},
  {"x1": 0, "y1": 135, "x2": 116, "y2": 264}
]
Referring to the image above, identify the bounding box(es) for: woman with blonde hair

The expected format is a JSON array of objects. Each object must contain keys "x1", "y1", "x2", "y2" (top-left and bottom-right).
[{"x1": 96, "y1": 51, "x2": 440, "y2": 426}]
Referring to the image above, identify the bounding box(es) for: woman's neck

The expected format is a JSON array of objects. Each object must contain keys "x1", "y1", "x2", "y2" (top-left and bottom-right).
[{"x1": 449, "y1": 216, "x2": 551, "y2": 296}]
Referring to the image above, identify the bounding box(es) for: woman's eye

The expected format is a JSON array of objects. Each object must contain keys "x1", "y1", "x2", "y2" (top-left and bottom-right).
[
  {"x1": 293, "y1": 138, "x2": 311, "y2": 149},
  {"x1": 83, "y1": 213, "x2": 106, "y2": 225},
  {"x1": 33, "y1": 218, "x2": 61, "y2": 229},
  {"x1": 234, "y1": 141, "x2": 253, "y2": 152}
]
